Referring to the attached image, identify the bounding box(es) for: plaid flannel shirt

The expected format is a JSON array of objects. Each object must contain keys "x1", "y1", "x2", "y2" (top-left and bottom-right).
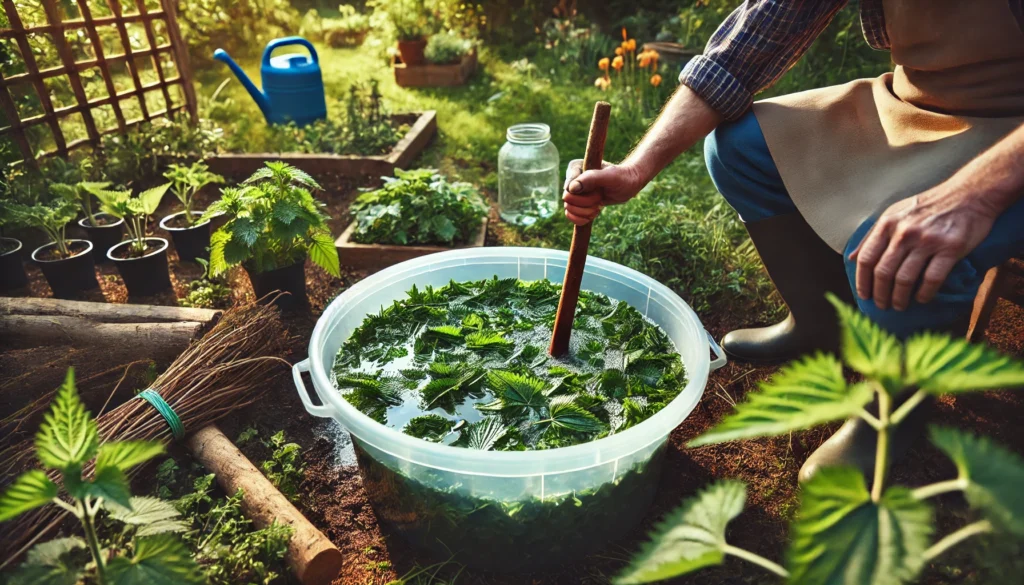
[{"x1": 680, "y1": 0, "x2": 1024, "y2": 121}]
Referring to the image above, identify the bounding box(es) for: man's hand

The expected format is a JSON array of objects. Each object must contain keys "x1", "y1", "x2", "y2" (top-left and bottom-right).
[
  {"x1": 562, "y1": 160, "x2": 645, "y2": 225},
  {"x1": 850, "y1": 184, "x2": 1001, "y2": 311}
]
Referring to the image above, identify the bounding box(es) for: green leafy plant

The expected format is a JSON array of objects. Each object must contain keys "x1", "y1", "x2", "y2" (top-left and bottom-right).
[
  {"x1": 0, "y1": 368, "x2": 202, "y2": 585},
  {"x1": 333, "y1": 277, "x2": 687, "y2": 450},
  {"x1": 201, "y1": 161, "x2": 340, "y2": 277},
  {"x1": 259, "y1": 430, "x2": 305, "y2": 502},
  {"x1": 178, "y1": 258, "x2": 233, "y2": 309},
  {"x1": 425, "y1": 31, "x2": 472, "y2": 64},
  {"x1": 2, "y1": 188, "x2": 81, "y2": 258},
  {"x1": 373, "y1": 0, "x2": 434, "y2": 40},
  {"x1": 98, "y1": 118, "x2": 224, "y2": 187},
  {"x1": 163, "y1": 162, "x2": 225, "y2": 226},
  {"x1": 615, "y1": 295, "x2": 1024, "y2": 585},
  {"x1": 350, "y1": 168, "x2": 488, "y2": 246},
  {"x1": 94, "y1": 183, "x2": 172, "y2": 257},
  {"x1": 48, "y1": 180, "x2": 113, "y2": 227},
  {"x1": 302, "y1": 4, "x2": 372, "y2": 47}
]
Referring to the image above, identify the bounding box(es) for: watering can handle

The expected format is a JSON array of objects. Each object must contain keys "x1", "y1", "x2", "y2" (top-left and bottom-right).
[
  {"x1": 292, "y1": 359, "x2": 332, "y2": 418},
  {"x1": 263, "y1": 37, "x2": 319, "y2": 66}
]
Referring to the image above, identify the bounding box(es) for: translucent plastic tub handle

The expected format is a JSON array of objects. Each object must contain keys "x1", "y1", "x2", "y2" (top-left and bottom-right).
[
  {"x1": 292, "y1": 359, "x2": 332, "y2": 418},
  {"x1": 706, "y1": 330, "x2": 727, "y2": 371}
]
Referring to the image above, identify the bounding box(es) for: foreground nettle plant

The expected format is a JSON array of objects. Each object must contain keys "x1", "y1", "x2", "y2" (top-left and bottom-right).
[
  {"x1": 0, "y1": 368, "x2": 202, "y2": 585},
  {"x1": 617, "y1": 295, "x2": 1024, "y2": 585}
]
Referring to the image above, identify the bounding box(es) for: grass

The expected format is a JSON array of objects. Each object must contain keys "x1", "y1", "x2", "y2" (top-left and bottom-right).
[{"x1": 194, "y1": 44, "x2": 780, "y2": 316}]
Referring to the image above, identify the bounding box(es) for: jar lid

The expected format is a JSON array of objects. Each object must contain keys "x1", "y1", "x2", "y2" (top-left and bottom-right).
[{"x1": 506, "y1": 123, "x2": 550, "y2": 145}]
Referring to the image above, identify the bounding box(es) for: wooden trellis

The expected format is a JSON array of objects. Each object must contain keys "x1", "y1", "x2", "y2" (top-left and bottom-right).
[{"x1": 0, "y1": 0, "x2": 197, "y2": 165}]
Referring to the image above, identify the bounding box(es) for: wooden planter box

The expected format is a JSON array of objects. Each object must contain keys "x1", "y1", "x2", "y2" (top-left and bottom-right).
[
  {"x1": 394, "y1": 49, "x2": 477, "y2": 88},
  {"x1": 335, "y1": 218, "x2": 487, "y2": 273},
  {"x1": 205, "y1": 111, "x2": 437, "y2": 179}
]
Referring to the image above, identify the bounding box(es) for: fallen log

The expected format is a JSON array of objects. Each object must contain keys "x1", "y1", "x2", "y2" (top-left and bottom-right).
[
  {"x1": 0, "y1": 297, "x2": 220, "y2": 323},
  {"x1": 187, "y1": 425, "x2": 344, "y2": 585},
  {"x1": 0, "y1": 314, "x2": 204, "y2": 356}
]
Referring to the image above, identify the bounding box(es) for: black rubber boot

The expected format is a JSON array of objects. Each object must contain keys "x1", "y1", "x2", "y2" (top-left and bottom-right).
[{"x1": 721, "y1": 213, "x2": 856, "y2": 363}]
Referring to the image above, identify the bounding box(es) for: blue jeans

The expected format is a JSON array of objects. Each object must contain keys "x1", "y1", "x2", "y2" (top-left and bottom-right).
[{"x1": 705, "y1": 111, "x2": 1024, "y2": 339}]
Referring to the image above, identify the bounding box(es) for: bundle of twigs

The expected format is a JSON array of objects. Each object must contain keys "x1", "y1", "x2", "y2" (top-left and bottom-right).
[{"x1": 0, "y1": 300, "x2": 291, "y2": 566}]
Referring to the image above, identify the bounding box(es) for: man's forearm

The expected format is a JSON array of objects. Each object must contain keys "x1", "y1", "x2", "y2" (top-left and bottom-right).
[
  {"x1": 621, "y1": 85, "x2": 724, "y2": 184},
  {"x1": 954, "y1": 123, "x2": 1024, "y2": 215}
]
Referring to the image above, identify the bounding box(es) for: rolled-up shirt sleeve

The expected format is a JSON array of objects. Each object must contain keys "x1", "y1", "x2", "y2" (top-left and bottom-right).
[{"x1": 679, "y1": 0, "x2": 849, "y2": 120}]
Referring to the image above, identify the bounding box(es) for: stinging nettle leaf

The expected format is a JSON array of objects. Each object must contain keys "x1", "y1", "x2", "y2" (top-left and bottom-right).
[
  {"x1": 0, "y1": 470, "x2": 58, "y2": 522},
  {"x1": 787, "y1": 467, "x2": 932, "y2": 585},
  {"x1": 827, "y1": 294, "x2": 903, "y2": 393},
  {"x1": 488, "y1": 370, "x2": 547, "y2": 409},
  {"x1": 12, "y1": 537, "x2": 87, "y2": 585},
  {"x1": 689, "y1": 353, "x2": 873, "y2": 447},
  {"x1": 84, "y1": 465, "x2": 133, "y2": 509},
  {"x1": 615, "y1": 480, "x2": 747, "y2": 584},
  {"x1": 95, "y1": 440, "x2": 165, "y2": 473},
  {"x1": 547, "y1": 396, "x2": 605, "y2": 433},
  {"x1": 35, "y1": 368, "x2": 99, "y2": 472},
  {"x1": 106, "y1": 534, "x2": 204, "y2": 585},
  {"x1": 929, "y1": 426, "x2": 1024, "y2": 536},
  {"x1": 466, "y1": 417, "x2": 509, "y2": 451},
  {"x1": 905, "y1": 332, "x2": 1024, "y2": 395}
]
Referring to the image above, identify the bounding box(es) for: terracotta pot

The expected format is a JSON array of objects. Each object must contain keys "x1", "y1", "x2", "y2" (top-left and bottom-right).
[
  {"x1": 397, "y1": 39, "x2": 428, "y2": 66},
  {"x1": 78, "y1": 213, "x2": 124, "y2": 264},
  {"x1": 160, "y1": 210, "x2": 211, "y2": 263},
  {"x1": 108, "y1": 237, "x2": 172, "y2": 297},
  {"x1": 31, "y1": 240, "x2": 99, "y2": 299},
  {"x1": 0, "y1": 237, "x2": 28, "y2": 291}
]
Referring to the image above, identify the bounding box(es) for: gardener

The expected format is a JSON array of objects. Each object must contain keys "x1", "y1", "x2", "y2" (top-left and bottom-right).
[{"x1": 563, "y1": 0, "x2": 1024, "y2": 479}]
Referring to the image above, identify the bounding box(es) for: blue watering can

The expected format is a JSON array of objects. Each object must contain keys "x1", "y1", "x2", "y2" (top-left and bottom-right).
[{"x1": 213, "y1": 37, "x2": 327, "y2": 126}]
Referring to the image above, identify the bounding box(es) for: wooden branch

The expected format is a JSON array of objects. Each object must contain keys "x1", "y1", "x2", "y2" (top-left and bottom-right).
[
  {"x1": 187, "y1": 425, "x2": 344, "y2": 585},
  {"x1": 0, "y1": 297, "x2": 220, "y2": 323},
  {"x1": 549, "y1": 101, "x2": 611, "y2": 357},
  {"x1": 0, "y1": 315, "x2": 205, "y2": 355}
]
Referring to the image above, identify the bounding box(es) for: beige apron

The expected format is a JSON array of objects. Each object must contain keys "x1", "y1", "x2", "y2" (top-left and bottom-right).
[{"x1": 753, "y1": 0, "x2": 1024, "y2": 253}]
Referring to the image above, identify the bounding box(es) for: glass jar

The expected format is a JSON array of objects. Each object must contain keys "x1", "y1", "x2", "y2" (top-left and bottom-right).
[{"x1": 498, "y1": 123, "x2": 559, "y2": 226}]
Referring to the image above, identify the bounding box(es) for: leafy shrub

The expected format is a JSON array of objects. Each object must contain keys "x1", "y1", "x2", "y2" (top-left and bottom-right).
[
  {"x1": 425, "y1": 31, "x2": 472, "y2": 64},
  {"x1": 1, "y1": 190, "x2": 80, "y2": 258},
  {"x1": 98, "y1": 118, "x2": 224, "y2": 188},
  {"x1": 203, "y1": 162, "x2": 340, "y2": 277},
  {"x1": 350, "y1": 168, "x2": 488, "y2": 246},
  {"x1": 302, "y1": 5, "x2": 372, "y2": 47},
  {"x1": 264, "y1": 81, "x2": 405, "y2": 157},
  {"x1": 94, "y1": 183, "x2": 172, "y2": 257},
  {"x1": 179, "y1": 258, "x2": 233, "y2": 309},
  {"x1": 0, "y1": 368, "x2": 202, "y2": 585},
  {"x1": 177, "y1": 0, "x2": 300, "y2": 63},
  {"x1": 258, "y1": 430, "x2": 306, "y2": 501},
  {"x1": 372, "y1": 0, "x2": 435, "y2": 41},
  {"x1": 616, "y1": 297, "x2": 1024, "y2": 584}
]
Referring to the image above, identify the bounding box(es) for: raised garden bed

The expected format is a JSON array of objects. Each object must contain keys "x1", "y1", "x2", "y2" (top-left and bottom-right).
[
  {"x1": 394, "y1": 49, "x2": 477, "y2": 88},
  {"x1": 204, "y1": 111, "x2": 437, "y2": 178},
  {"x1": 335, "y1": 217, "x2": 487, "y2": 273}
]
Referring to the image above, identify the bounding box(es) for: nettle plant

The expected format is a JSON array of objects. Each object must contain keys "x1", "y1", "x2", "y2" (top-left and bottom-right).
[
  {"x1": 163, "y1": 162, "x2": 224, "y2": 226},
  {"x1": 350, "y1": 168, "x2": 488, "y2": 246},
  {"x1": 4, "y1": 189, "x2": 81, "y2": 258},
  {"x1": 0, "y1": 368, "x2": 203, "y2": 585},
  {"x1": 202, "y1": 162, "x2": 340, "y2": 277},
  {"x1": 616, "y1": 295, "x2": 1024, "y2": 585},
  {"x1": 49, "y1": 181, "x2": 113, "y2": 227},
  {"x1": 95, "y1": 184, "x2": 171, "y2": 256}
]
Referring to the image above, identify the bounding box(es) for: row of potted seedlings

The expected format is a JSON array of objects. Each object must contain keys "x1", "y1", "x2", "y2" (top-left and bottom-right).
[
  {"x1": 1, "y1": 160, "x2": 341, "y2": 310},
  {"x1": 0, "y1": 162, "x2": 223, "y2": 299}
]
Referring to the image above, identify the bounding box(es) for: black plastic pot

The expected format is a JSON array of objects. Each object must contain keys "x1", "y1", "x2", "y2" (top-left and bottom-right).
[
  {"x1": 245, "y1": 260, "x2": 307, "y2": 310},
  {"x1": 78, "y1": 213, "x2": 124, "y2": 263},
  {"x1": 159, "y1": 211, "x2": 210, "y2": 263},
  {"x1": 0, "y1": 237, "x2": 28, "y2": 291},
  {"x1": 107, "y1": 237, "x2": 172, "y2": 297},
  {"x1": 31, "y1": 240, "x2": 99, "y2": 299}
]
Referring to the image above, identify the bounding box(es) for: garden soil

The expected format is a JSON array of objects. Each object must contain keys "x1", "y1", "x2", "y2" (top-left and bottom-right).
[{"x1": 5, "y1": 176, "x2": 1023, "y2": 584}]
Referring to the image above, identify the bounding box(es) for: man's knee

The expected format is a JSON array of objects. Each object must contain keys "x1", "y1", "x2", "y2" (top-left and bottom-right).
[{"x1": 704, "y1": 112, "x2": 763, "y2": 185}]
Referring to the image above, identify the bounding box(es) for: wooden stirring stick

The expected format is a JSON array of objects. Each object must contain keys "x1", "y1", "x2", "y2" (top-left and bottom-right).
[{"x1": 549, "y1": 101, "x2": 611, "y2": 357}]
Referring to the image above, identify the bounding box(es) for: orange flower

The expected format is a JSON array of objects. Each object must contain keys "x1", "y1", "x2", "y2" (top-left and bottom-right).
[
  {"x1": 637, "y1": 50, "x2": 652, "y2": 68},
  {"x1": 650, "y1": 73, "x2": 662, "y2": 87},
  {"x1": 622, "y1": 27, "x2": 628, "y2": 41},
  {"x1": 598, "y1": 57, "x2": 610, "y2": 71},
  {"x1": 612, "y1": 55, "x2": 624, "y2": 71},
  {"x1": 594, "y1": 76, "x2": 611, "y2": 90},
  {"x1": 615, "y1": 46, "x2": 624, "y2": 56},
  {"x1": 625, "y1": 38, "x2": 637, "y2": 52}
]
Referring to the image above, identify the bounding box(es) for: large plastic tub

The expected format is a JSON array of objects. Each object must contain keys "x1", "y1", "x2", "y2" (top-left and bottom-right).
[{"x1": 293, "y1": 247, "x2": 725, "y2": 571}]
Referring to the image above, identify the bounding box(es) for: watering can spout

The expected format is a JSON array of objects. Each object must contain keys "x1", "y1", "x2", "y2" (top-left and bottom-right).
[{"x1": 212, "y1": 48, "x2": 270, "y2": 117}]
